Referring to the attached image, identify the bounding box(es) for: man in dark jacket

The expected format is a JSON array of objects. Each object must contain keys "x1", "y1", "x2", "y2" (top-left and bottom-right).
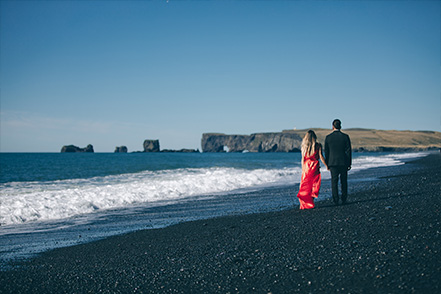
[{"x1": 325, "y1": 119, "x2": 352, "y2": 205}]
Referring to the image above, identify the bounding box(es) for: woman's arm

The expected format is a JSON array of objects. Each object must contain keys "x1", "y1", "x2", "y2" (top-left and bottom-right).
[{"x1": 319, "y1": 144, "x2": 328, "y2": 170}]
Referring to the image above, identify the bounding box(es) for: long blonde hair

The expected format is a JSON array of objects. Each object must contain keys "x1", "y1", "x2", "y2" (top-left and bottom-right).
[{"x1": 301, "y1": 130, "x2": 318, "y2": 157}]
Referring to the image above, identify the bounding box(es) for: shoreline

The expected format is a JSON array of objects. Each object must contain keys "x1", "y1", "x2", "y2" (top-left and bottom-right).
[
  {"x1": 0, "y1": 153, "x2": 426, "y2": 263},
  {"x1": 1, "y1": 153, "x2": 440, "y2": 293}
]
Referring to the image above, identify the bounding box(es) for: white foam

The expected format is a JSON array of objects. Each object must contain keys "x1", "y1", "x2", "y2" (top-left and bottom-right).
[
  {"x1": 0, "y1": 167, "x2": 302, "y2": 226},
  {"x1": 351, "y1": 152, "x2": 427, "y2": 171}
]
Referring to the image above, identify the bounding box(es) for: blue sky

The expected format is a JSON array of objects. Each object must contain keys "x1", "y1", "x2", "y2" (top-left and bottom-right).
[{"x1": 1, "y1": 0, "x2": 440, "y2": 152}]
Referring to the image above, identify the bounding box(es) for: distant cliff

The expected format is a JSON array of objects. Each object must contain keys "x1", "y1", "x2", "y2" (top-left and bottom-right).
[
  {"x1": 201, "y1": 133, "x2": 302, "y2": 152},
  {"x1": 201, "y1": 129, "x2": 441, "y2": 153}
]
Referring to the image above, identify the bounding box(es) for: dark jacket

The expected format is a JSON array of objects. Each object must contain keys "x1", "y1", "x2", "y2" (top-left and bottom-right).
[{"x1": 324, "y1": 130, "x2": 352, "y2": 168}]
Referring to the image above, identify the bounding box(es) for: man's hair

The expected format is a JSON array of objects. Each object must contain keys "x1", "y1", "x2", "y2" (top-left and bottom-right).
[{"x1": 333, "y1": 119, "x2": 342, "y2": 130}]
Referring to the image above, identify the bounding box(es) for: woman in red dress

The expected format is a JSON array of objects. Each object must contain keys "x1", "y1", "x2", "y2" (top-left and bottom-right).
[{"x1": 297, "y1": 130, "x2": 327, "y2": 209}]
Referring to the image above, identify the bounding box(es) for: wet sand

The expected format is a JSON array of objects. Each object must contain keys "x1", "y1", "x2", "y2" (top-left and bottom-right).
[{"x1": 1, "y1": 153, "x2": 440, "y2": 293}]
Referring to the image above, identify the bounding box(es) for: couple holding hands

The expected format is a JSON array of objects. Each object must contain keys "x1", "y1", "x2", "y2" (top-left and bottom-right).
[{"x1": 297, "y1": 119, "x2": 352, "y2": 209}]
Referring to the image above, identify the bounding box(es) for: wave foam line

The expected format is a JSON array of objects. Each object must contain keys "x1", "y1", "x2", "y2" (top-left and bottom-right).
[{"x1": 0, "y1": 167, "x2": 301, "y2": 226}]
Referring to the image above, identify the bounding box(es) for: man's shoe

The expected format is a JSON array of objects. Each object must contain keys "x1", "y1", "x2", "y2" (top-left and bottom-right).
[{"x1": 341, "y1": 196, "x2": 347, "y2": 205}]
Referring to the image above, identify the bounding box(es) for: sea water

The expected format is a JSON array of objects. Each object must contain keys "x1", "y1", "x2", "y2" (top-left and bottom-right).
[{"x1": 0, "y1": 152, "x2": 427, "y2": 264}]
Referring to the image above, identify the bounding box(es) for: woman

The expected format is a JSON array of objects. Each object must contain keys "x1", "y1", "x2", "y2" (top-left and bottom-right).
[{"x1": 297, "y1": 130, "x2": 327, "y2": 209}]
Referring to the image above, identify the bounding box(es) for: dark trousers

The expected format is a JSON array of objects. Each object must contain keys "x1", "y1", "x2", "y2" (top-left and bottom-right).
[{"x1": 329, "y1": 166, "x2": 348, "y2": 204}]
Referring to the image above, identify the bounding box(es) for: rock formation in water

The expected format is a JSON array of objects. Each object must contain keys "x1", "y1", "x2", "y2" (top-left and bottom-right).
[
  {"x1": 143, "y1": 140, "x2": 160, "y2": 152},
  {"x1": 161, "y1": 149, "x2": 200, "y2": 153},
  {"x1": 61, "y1": 144, "x2": 94, "y2": 153},
  {"x1": 138, "y1": 140, "x2": 198, "y2": 153},
  {"x1": 114, "y1": 146, "x2": 128, "y2": 153}
]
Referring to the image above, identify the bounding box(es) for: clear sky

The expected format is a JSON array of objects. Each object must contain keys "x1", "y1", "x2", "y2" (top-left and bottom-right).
[{"x1": 1, "y1": 0, "x2": 440, "y2": 152}]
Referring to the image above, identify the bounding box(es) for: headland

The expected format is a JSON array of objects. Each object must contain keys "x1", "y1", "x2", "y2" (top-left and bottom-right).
[{"x1": 202, "y1": 128, "x2": 441, "y2": 152}]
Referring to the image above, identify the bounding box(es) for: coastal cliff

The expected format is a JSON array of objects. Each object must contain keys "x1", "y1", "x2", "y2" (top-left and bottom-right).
[
  {"x1": 201, "y1": 133, "x2": 302, "y2": 153},
  {"x1": 201, "y1": 129, "x2": 441, "y2": 152}
]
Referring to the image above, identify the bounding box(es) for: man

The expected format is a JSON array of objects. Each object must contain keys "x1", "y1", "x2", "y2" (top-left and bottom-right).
[{"x1": 324, "y1": 119, "x2": 352, "y2": 205}]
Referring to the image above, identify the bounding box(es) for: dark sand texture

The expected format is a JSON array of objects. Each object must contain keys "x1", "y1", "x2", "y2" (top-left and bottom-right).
[{"x1": 1, "y1": 154, "x2": 440, "y2": 293}]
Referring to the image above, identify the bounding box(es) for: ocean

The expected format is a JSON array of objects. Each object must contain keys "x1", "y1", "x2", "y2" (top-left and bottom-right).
[{"x1": 0, "y1": 151, "x2": 428, "y2": 265}]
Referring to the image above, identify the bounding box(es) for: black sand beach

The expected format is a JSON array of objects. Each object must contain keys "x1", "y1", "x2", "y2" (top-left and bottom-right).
[{"x1": 1, "y1": 153, "x2": 440, "y2": 293}]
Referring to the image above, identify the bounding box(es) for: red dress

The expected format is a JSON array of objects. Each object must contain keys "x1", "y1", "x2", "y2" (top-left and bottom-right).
[{"x1": 297, "y1": 149, "x2": 321, "y2": 209}]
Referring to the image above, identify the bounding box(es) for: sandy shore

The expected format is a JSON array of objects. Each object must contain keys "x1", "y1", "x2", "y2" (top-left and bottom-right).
[{"x1": 1, "y1": 153, "x2": 440, "y2": 293}]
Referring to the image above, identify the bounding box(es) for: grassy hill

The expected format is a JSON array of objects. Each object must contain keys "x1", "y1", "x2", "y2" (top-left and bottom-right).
[{"x1": 283, "y1": 128, "x2": 441, "y2": 152}]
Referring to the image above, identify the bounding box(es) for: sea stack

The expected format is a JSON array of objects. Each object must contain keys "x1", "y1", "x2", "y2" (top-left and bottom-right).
[
  {"x1": 143, "y1": 140, "x2": 160, "y2": 152},
  {"x1": 114, "y1": 146, "x2": 128, "y2": 153},
  {"x1": 61, "y1": 144, "x2": 94, "y2": 153}
]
